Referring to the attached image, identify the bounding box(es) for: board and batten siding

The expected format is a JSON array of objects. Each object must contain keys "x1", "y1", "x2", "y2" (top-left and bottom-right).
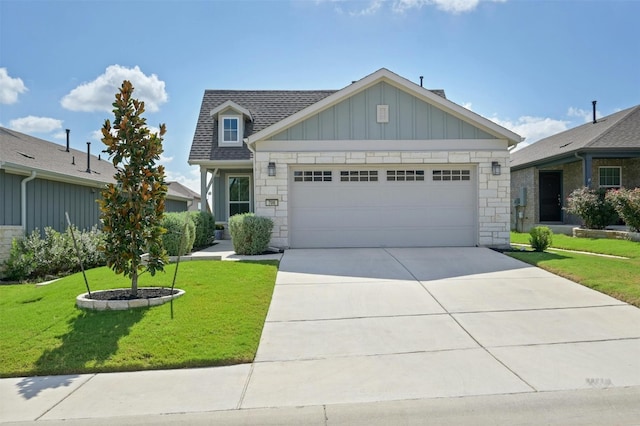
[
  {"x1": 165, "y1": 199, "x2": 188, "y2": 213},
  {"x1": 269, "y1": 81, "x2": 496, "y2": 141},
  {"x1": 0, "y1": 170, "x2": 22, "y2": 226},
  {"x1": 212, "y1": 169, "x2": 253, "y2": 222},
  {"x1": 25, "y1": 178, "x2": 103, "y2": 234}
]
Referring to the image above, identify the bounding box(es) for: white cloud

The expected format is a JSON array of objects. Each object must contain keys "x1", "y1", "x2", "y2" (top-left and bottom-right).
[
  {"x1": 568, "y1": 106, "x2": 601, "y2": 123},
  {"x1": 350, "y1": 0, "x2": 384, "y2": 15},
  {"x1": 318, "y1": 0, "x2": 504, "y2": 15},
  {"x1": 53, "y1": 131, "x2": 68, "y2": 140},
  {"x1": 393, "y1": 0, "x2": 504, "y2": 13},
  {"x1": 490, "y1": 115, "x2": 570, "y2": 151},
  {"x1": 9, "y1": 116, "x2": 63, "y2": 134},
  {"x1": 91, "y1": 124, "x2": 163, "y2": 142},
  {"x1": 166, "y1": 167, "x2": 201, "y2": 194},
  {"x1": 0, "y1": 68, "x2": 27, "y2": 104},
  {"x1": 61, "y1": 65, "x2": 168, "y2": 113},
  {"x1": 159, "y1": 153, "x2": 174, "y2": 164}
]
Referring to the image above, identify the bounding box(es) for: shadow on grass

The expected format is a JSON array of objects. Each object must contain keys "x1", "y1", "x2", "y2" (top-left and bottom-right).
[
  {"x1": 18, "y1": 308, "x2": 147, "y2": 399},
  {"x1": 507, "y1": 250, "x2": 569, "y2": 266}
]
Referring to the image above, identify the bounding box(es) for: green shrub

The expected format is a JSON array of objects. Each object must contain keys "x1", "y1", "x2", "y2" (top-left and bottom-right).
[
  {"x1": 606, "y1": 188, "x2": 640, "y2": 232},
  {"x1": 565, "y1": 187, "x2": 618, "y2": 229},
  {"x1": 3, "y1": 226, "x2": 105, "y2": 282},
  {"x1": 228, "y1": 213, "x2": 274, "y2": 255},
  {"x1": 529, "y1": 226, "x2": 553, "y2": 252},
  {"x1": 161, "y1": 213, "x2": 195, "y2": 256},
  {"x1": 189, "y1": 211, "x2": 215, "y2": 248}
]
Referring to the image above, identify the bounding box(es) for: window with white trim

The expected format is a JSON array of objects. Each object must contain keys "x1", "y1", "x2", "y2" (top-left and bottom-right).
[
  {"x1": 432, "y1": 170, "x2": 471, "y2": 181},
  {"x1": 294, "y1": 171, "x2": 332, "y2": 182},
  {"x1": 599, "y1": 167, "x2": 621, "y2": 188},
  {"x1": 387, "y1": 170, "x2": 425, "y2": 181},
  {"x1": 340, "y1": 170, "x2": 378, "y2": 182},
  {"x1": 219, "y1": 115, "x2": 242, "y2": 145}
]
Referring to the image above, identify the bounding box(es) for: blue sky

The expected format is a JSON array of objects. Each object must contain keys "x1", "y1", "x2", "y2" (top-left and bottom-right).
[{"x1": 1, "y1": 0, "x2": 639, "y2": 192}]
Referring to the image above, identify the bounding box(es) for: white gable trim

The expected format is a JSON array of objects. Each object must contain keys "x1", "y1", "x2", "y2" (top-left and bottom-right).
[
  {"x1": 247, "y1": 68, "x2": 523, "y2": 147},
  {"x1": 210, "y1": 100, "x2": 253, "y2": 121}
]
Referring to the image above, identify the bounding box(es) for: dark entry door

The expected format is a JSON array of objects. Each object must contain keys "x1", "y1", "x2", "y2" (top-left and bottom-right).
[{"x1": 539, "y1": 171, "x2": 562, "y2": 221}]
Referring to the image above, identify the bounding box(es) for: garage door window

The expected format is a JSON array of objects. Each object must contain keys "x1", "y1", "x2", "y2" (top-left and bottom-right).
[
  {"x1": 432, "y1": 170, "x2": 471, "y2": 181},
  {"x1": 387, "y1": 170, "x2": 425, "y2": 181},
  {"x1": 294, "y1": 170, "x2": 332, "y2": 182},
  {"x1": 340, "y1": 170, "x2": 378, "y2": 182}
]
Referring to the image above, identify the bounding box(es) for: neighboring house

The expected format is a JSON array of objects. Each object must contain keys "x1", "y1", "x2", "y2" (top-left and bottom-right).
[
  {"x1": 0, "y1": 127, "x2": 191, "y2": 262},
  {"x1": 189, "y1": 68, "x2": 522, "y2": 249},
  {"x1": 510, "y1": 104, "x2": 640, "y2": 232},
  {"x1": 167, "y1": 181, "x2": 202, "y2": 212}
]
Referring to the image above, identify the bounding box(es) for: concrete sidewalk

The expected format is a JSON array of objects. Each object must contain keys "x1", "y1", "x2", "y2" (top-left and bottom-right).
[{"x1": 2, "y1": 247, "x2": 639, "y2": 424}]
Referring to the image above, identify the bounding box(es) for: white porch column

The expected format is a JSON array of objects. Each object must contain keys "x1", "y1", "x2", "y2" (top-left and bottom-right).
[{"x1": 200, "y1": 167, "x2": 209, "y2": 213}]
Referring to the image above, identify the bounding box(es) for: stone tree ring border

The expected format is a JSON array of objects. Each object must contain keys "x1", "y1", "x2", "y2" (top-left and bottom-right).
[{"x1": 76, "y1": 288, "x2": 185, "y2": 310}]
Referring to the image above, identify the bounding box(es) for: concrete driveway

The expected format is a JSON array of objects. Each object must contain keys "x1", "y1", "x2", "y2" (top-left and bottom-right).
[
  {"x1": 3, "y1": 247, "x2": 640, "y2": 424},
  {"x1": 242, "y1": 247, "x2": 640, "y2": 408}
]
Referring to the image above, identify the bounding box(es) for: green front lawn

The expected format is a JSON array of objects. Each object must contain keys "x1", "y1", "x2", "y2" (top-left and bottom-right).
[
  {"x1": 509, "y1": 232, "x2": 640, "y2": 307},
  {"x1": 0, "y1": 260, "x2": 278, "y2": 378},
  {"x1": 510, "y1": 231, "x2": 640, "y2": 258}
]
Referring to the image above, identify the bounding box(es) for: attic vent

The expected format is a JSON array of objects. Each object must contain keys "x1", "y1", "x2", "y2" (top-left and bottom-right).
[
  {"x1": 17, "y1": 151, "x2": 35, "y2": 159},
  {"x1": 376, "y1": 105, "x2": 389, "y2": 123}
]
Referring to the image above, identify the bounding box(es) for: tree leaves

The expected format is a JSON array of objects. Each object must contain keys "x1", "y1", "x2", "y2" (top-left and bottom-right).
[{"x1": 97, "y1": 80, "x2": 168, "y2": 294}]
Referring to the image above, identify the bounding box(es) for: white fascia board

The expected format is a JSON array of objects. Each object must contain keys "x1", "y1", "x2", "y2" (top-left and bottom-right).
[
  {"x1": 188, "y1": 159, "x2": 253, "y2": 169},
  {"x1": 1, "y1": 162, "x2": 111, "y2": 188},
  {"x1": 3, "y1": 162, "x2": 190, "y2": 201},
  {"x1": 380, "y1": 73, "x2": 523, "y2": 146},
  {"x1": 247, "y1": 68, "x2": 522, "y2": 147},
  {"x1": 257, "y1": 139, "x2": 509, "y2": 152},
  {"x1": 209, "y1": 100, "x2": 253, "y2": 121}
]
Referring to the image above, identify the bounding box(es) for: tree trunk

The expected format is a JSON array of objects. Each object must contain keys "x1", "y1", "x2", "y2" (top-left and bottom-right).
[{"x1": 131, "y1": 269, "x2": 138, "y2": 297}]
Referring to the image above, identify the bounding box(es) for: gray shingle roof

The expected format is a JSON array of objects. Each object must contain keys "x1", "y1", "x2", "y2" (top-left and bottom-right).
[
  {"x1": 510, "y1": 105, "x2": 640, "y2": 170},
  {"x1": 167, "y1": 181, "x2": 200, "y2": 199},
  {"x1": 0, "y1": 127, "x2": 188, "y2": 200},
  {"x1": 189, "y1": 90, "x2": 337, "y2": 162},
  {"x1": 189, "y1": 88, "x2": 449, "y2": 163}
]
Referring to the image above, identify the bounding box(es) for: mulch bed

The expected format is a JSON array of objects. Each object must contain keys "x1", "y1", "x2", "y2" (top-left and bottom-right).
[{"x1": 88, "y1": 288, "x2": 179, "y2": 301}]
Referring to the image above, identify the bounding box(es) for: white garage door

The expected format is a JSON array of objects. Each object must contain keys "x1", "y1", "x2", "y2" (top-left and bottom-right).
[{"x1": 290, "y1": 166, "x2": 477, "y2": 248}]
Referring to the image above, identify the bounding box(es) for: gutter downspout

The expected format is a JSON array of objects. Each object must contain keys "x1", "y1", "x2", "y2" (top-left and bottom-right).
[
  {"x1": 21, "y1": 171, "x2": 37, "y2": 232},
  {"x1": 574, "y1": 152, "x2": 591, "y2": 187}
]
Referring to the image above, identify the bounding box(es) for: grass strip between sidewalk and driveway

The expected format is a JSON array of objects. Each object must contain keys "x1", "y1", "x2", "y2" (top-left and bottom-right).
[
  {"x1": 508, "y1": 232, "x2": 640, "y2": 308},
  {"x1": 0, "y1": 260, "x2": 278, "y2": 378}
]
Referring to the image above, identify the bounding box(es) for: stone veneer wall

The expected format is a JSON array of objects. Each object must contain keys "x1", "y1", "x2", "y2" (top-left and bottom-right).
[
  {"x1": 510, "y1": 167, "x2": 536, "y2": 232},
  {"x1": 512, "y1": 158, "x2": 640, "y2": 232},
  {"x1": 254, "y1": 150, "x2": 511, "y2": 248},
  {"x1": 0, "y1": 226, "x2": 24, "y2": 272}
]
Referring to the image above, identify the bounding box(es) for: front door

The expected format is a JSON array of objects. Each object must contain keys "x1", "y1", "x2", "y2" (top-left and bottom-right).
[{"x1": 539, "y1": 171, "x2": 562, "y2": 222}]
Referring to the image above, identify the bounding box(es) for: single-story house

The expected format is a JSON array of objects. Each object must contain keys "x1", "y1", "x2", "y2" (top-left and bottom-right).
[
  {"x1": 189, "y1": 68, "x2": 522, "y2": 249},
  {"x1": 167, "y1": 181, "x2": 202, "y2": 212},
  {"x1": 510, "y1": 103, "x2": 640, "y2": 232},
  {"x1": 0, "y1": 127, "x2": 193, "y2": 262}
]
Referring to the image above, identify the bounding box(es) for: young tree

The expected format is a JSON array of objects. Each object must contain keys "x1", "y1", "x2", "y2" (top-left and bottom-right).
[{"x1": 98, "y1": 80, "x2": 168, "y2": 296}]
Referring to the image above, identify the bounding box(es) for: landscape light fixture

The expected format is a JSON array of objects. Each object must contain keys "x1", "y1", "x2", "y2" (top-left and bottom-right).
[
  {"x1": 268, "y1": 162, "x2": 276, "y2": 177},
  {"x1": 491, "y1": 161, "x2": 501, "y2": 176}
]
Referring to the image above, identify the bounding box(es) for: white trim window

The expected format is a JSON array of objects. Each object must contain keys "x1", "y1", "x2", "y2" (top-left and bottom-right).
[
  {"x1": 219, "y1": 115, "x2": 242, "y2": 146},
  {"x1": 599, "y1": 166, "x2": 621, "y2": 188}
]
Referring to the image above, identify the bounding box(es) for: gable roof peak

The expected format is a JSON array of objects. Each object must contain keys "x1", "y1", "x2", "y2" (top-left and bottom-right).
[
  {"x1": 246, "y1": 68, "x2": 522, "y2": 146},
  {"x1": 209, "y1": 100, "x2": 253, "y2": 121}
]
